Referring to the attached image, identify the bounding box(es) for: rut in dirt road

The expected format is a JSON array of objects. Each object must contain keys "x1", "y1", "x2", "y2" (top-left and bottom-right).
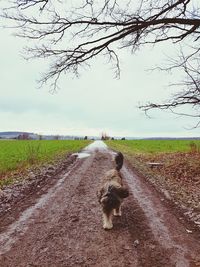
[{"x1": 0, "y1": 141, "x2": 200, "y2": 267}]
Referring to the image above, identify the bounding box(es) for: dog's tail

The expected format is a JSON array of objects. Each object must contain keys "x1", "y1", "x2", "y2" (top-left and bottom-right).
[{"x1": 115, "y1": 152, "x2": 124, "y2": 171}]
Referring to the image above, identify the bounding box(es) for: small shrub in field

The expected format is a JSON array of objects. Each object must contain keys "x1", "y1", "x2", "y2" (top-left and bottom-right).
[
  {"x1": 25, "y1": 143, "x2": 41, "y2": 164},
  {"x1": 189, "y1": 142, "x2": 200, "y2": 153}
]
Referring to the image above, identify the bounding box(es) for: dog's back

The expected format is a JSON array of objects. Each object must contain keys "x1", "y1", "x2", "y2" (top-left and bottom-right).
[
  {"x1": 101, "y1": 152, "x2": 124, "y2": 185},
  {"x1": 115, "y1": 152, "x2": 124, "y2": 171},
  {"x1": 98, "y1": 151, "x2": 128, "y2": 204}
]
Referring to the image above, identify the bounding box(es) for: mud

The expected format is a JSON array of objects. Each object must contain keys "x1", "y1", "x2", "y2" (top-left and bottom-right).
[{"x1": 0, "y1": 142, "x2": 200, "y2": 267}]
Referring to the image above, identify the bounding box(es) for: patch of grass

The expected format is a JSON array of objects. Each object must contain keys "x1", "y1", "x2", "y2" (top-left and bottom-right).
[
  {"x1": 0, "y1": 140, "x2": 91, "y2": 179},
  {"x1": 106, "y1": 139, "x2": 200, "y2": 154}
]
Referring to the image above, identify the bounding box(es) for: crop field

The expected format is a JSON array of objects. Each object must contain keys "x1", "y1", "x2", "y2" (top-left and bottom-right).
[
  {"x1": 106, "y1": 139, "x2": 200, "y2": 154},
  {"x1": 0, "y1": 140, "x2": 91, "y2": 178}
]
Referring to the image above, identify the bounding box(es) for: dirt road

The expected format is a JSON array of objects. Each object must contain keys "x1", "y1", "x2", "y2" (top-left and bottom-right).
[{"x1": 0, "y1": 141, "x2": 200, "y2": 267}]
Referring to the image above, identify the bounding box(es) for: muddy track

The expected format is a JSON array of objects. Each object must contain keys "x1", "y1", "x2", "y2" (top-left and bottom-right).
[{"x1": 0, "y1": 142, "x2": 200, "y2": 267}]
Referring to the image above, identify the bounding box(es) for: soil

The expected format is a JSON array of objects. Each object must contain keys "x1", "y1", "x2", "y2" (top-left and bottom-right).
[
  {"x1": 124, "y1": 152, "x2": 200, "y2": 228},
  {"x1": 0, "y1": 142, "x2": 200, "y2": 267}
]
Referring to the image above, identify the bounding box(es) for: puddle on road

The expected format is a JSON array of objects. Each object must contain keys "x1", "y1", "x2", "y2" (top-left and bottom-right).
[
  {"x1": 72, "y1": 152, "x2": 91, "y2": 159},
  {"x1": 84, "y1": 140, "x2": 108, "y2": 151},
  {"x1": 73, "y1": 140, "x2": 108, "y2": 159}
]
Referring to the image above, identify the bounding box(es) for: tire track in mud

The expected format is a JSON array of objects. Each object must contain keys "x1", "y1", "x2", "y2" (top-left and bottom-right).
[
  {"x1": 123, "y1": 164, "x2": 200, "y2": 267},
  {"x1": 0, "y1": 154, "x2": 95, "y2": 266},
  {"x1": 0, "y1": 146, "x2": 200, "y2": 267}
]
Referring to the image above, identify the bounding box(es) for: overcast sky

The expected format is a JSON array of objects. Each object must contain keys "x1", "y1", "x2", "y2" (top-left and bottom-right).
[{"x1": 0, "y1": 10, "x2": 199, "y2": 138}]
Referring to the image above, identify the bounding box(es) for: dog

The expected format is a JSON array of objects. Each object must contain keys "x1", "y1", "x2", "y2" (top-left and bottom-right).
[{"x1": 97, "y1": 152, "x2": 129, "y2": 230}]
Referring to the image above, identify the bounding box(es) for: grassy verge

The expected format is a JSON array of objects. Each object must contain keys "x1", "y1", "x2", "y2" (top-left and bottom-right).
[
  {"x1": 106, "y1": 139, "x2": 200, "y2": 153},
  {"x1": 106, "y1": 140, "x2": 200, "y2": 211},
  {"x1": 0, "y1": 140, "x2": 91, "y2": 187}
]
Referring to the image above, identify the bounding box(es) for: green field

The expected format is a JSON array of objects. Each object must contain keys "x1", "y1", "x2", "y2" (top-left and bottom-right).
[
  {"x1": 106, "y1": 139, "x2": 200, "y2": 154},
  {"x1": 0, "y1": 140, "x2": 91, "y2": 177}
]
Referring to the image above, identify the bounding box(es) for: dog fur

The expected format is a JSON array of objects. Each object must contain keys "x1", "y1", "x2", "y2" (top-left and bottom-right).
[{"x1": 97, "y1": 152, "x2": 129, "y2": 230}]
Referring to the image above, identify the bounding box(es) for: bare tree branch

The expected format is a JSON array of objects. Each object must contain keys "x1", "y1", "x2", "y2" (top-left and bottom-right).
[
  {"x1": 140, "y1": 51, "x2": 200, "y2": 124},
  {"x1": 1, "y1": 0, "x2": 200, "y2": 125}
]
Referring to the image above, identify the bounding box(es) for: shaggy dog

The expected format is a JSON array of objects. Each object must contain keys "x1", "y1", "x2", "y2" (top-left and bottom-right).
[{"x1": 97, "y1": 152, "x2": 129, "y2": 230}]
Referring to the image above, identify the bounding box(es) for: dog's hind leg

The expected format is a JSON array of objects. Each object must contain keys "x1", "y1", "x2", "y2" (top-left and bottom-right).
[
  {"x1": 102, "y1": 211, "x2": 113, "y2": 230},
  {"x1": 113, "y1": 206, "x2": 122, "y2": 217}
]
